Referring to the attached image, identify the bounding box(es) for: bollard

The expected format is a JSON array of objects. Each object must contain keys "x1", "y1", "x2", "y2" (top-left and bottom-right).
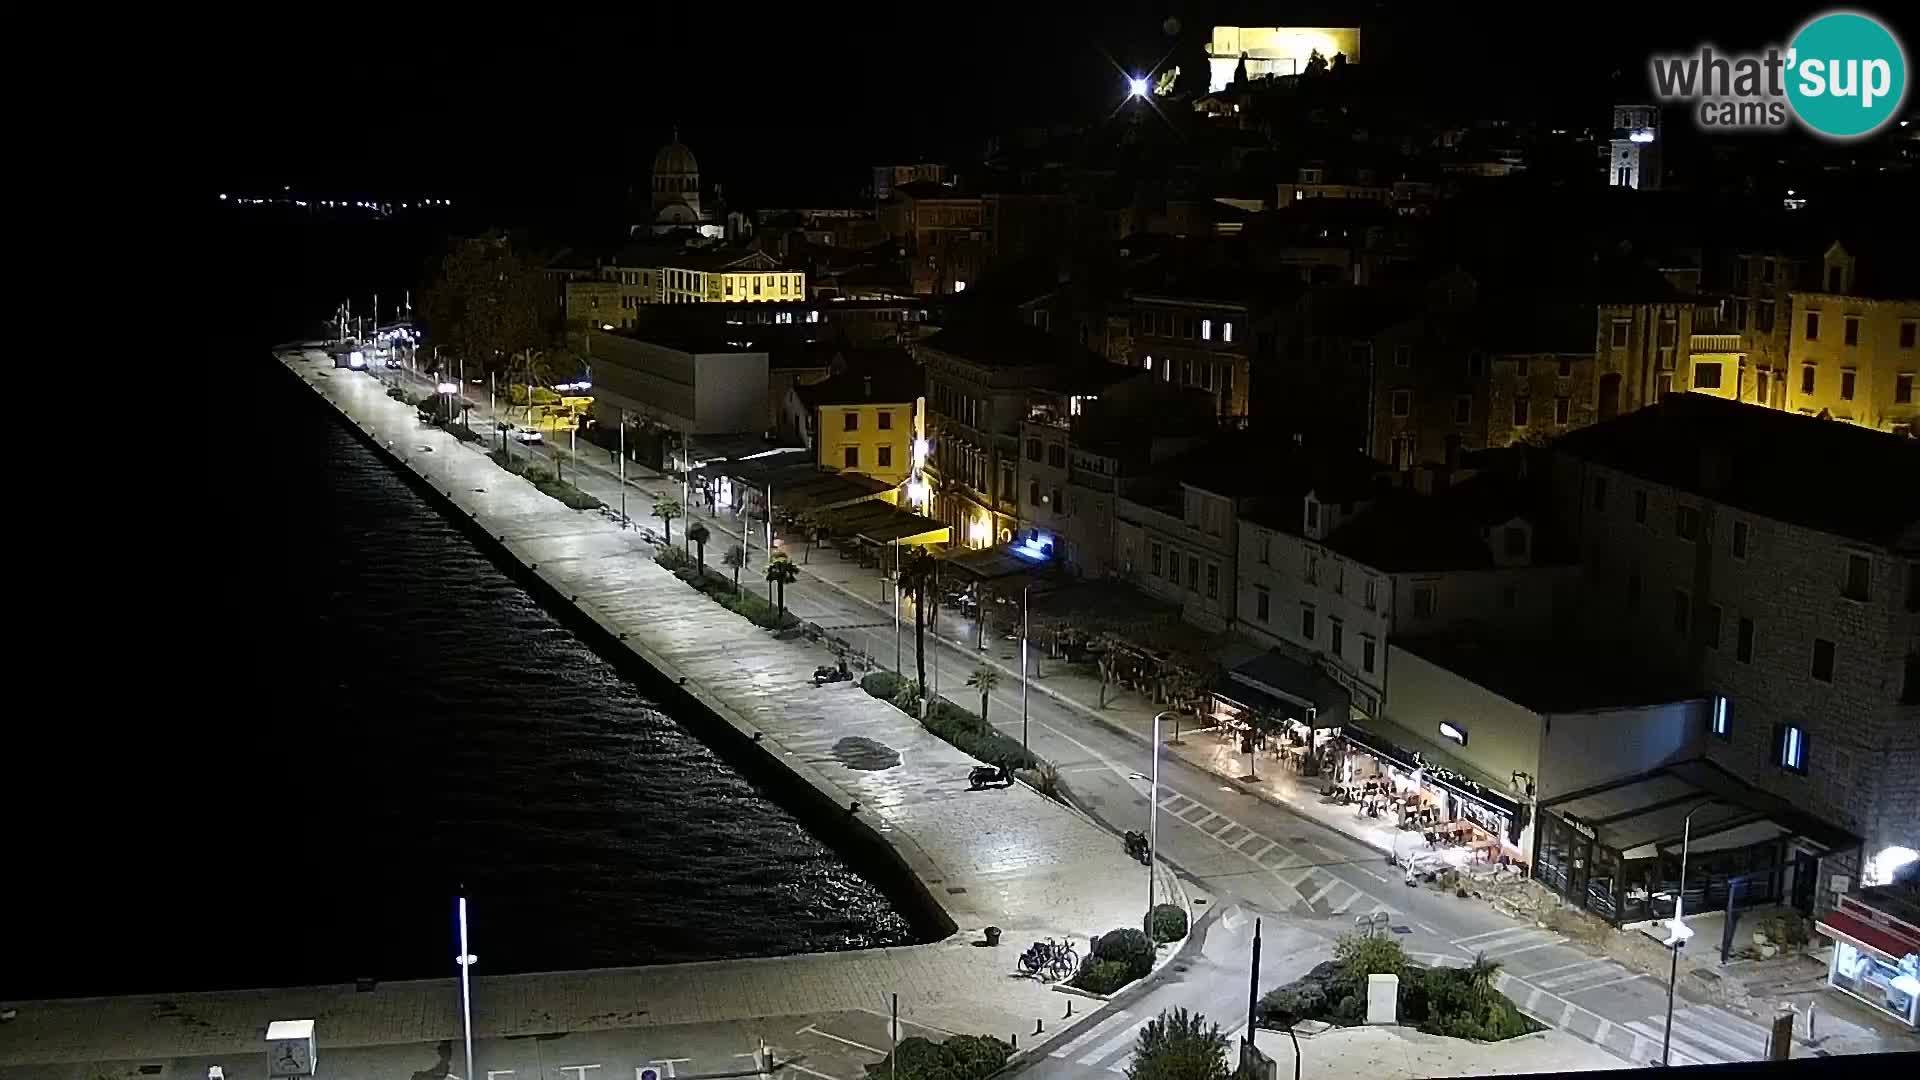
[
  {"x1": 1034, "y1": 1019, "x2": 1043, "y2": 1036},
  {"x1": 1010, "y1": 1034, "x2": 1017, "y2": 1051},
  {"x1": 1064, "y1": 1000, "x2": 1074, "y2": 1019}
]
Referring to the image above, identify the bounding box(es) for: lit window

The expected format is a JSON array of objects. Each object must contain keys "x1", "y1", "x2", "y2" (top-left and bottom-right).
[
  {"x1": 1776, "y1": 723, "x2": 1807, "y2": 773},
  {"x1": 1222, "y1": 322, "x2": 1234, "y2": 343},
  {"x1": 1201, "y1": 319, "x2": 1212, "y2": 341},
  {"x1": 1710, "y1": 695, "x2": 1730, "y2": 739},
  {"x1": 1438, "y1": 722, "x2": 1468, "y2": 746}
]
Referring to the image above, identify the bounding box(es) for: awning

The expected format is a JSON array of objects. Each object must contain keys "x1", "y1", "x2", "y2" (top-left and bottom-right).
[
  {"x1": 1341, "y1": 721, "x2": 1521, "y2": 818},
  {"x1": 696, "y1": 457, "x2": 893, "y2": 512},
  {"x1": 1227, "y1": 651, "x2": 1351, "y2": 726},
  {"x1": 937, "y1": 543, "x2": 1052, "y2": 584},
  {"x1": 814, "y1": 501, "x2": 949, "y2": 545},
  {"x1": 1817, "y1": 909, "x2": 1920, "y2": 961},
  {"x1": 1539, "y1": 759, "x2": 1861, "y2": 857}
]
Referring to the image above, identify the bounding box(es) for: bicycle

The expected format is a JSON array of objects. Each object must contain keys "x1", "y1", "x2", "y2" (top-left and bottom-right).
[{"x1": 1018, "y1": 938, "x2": 1079, "y2": 982}]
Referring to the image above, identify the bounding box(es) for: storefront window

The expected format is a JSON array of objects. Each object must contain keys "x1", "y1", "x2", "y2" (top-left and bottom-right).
[{"x1": 1831, "y1": 943, "x2": 1920, "y2": 1025}]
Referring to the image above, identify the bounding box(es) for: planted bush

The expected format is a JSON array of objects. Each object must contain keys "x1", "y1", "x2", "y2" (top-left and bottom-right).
[
  {"x1": 857, "y1": 675, "x2": 1046, "y2": 779},
  {"x1": 864, "y1": 1035, "x2": 1010, "y2": 1080},
  {"x1": 1094, "y1": 927, "x2": 1156, "y2": 979},
  {"x1": 1149, "y1": 903, "x2": 1189, "y2": 943},
  {"x1": 1071, "y1": 959, "x2": 1137, "y2": 996},
  {"x1": 656, "y1": 546, "x2": 693, "y2": 572},
  {"x1": 862, "y1": 671, "x2": 905, "y2": 698}
]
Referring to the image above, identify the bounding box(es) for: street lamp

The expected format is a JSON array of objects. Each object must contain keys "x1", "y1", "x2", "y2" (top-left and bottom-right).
[
  {"x1": 1146, "y1": 710, "x2": 1174, "y2": 934},
  {"x1": 1020, "y1": 584, "x2": 1030, "y2": 750},
  {"x1": 455, "y1": 895, "x2": 477, "y2": 1080},
  {"x1": 1659, "y1": 798, "x2": 1717, "y2": 1067}
]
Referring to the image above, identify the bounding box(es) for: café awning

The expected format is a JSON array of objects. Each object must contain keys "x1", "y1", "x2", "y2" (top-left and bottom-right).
[
  {"x1": 814, "y1": 501, "x2": 949, "y2": 545},
  {"x1": 1228, "y1": 651, "x2": 1350, "y2": 726}
]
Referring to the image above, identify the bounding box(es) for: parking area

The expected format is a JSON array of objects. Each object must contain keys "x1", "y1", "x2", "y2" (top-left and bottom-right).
[{"x1": 5, "y1": 1011, "x2": 954, "y2": 1080}]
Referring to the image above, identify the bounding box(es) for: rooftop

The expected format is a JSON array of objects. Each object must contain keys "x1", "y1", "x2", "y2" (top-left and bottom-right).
[
  {"x1": 915, "y1": 320, "x2": 1109, "y2": 372},
  {"x1": 1394, "y1": 634, "x2": 1697, "y2": 715},
  {"x1": 1554, "y1": 394, "x2": 1920, "y2": 548},
  {"x1": 795, "y1": 359, "x2": 923, "y2": 409}
]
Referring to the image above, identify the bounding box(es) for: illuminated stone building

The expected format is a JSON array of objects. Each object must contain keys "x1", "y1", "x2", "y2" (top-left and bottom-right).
[
  {"x1": 1206, "y1": 26, "x2": 1361, "y2": 91},
  {"x1": 882, "y1": 182, "x2": 984, "y2": 296},
  {"x1": 1606, "y1": 105, "x2": 1662, "y2": 191},
  {"x1": 1786, "y1": 242, "x2": 1920, "y2": 436}
]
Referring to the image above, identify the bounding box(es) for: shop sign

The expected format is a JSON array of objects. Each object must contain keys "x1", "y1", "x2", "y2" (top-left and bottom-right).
[
  {"x1": 1460, "y1": 798, "x2": 1507, "y2": 836},
  {"x1": 1566, "y1": 815, "x2": 1597, "y2": 840}
]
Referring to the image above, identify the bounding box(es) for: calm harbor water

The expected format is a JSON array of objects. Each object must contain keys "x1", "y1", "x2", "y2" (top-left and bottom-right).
[{"x1": 4, "y1": 354, "x2": 917, "y2": 998}]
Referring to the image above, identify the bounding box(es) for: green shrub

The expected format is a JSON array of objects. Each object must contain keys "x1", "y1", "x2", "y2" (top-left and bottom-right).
[
  {"x1": 1016, "y1": 764, "x2": 1061, "y2": 799},
  {"x1": 891, "y1": 683, "x2": 922, "y2": 713},
  {"x1": 1094, "y1": 927, "x2": 1156, "y2": 978},
  {"x1": 1257, "y1": 984, "x2": 1327, "y2": 1026},
  {"x1": 864, "y1": 1035, "x2": 1009, "y2": 1080},
  {"x1": 1149, "y1": 904, "x2": 1189, "y2": 943},
  {"x1": 862, "y1": 671, "x2": 906, "y2": 699},
  {"x1": 1334, "y1": 994, "x2": 1362, "y2": 1024},
  {"x1": 1335, "y1": 932, "x2": 1407, "y2": 983},
  {"x1": 386, "y1": 386, "x2": 407, "y2": 400},
  {"x1": 1071, "y1": 959, "x2": 1136, "y2": 996},
  {"x1": 656, "y1": 547, "x2": 692, "y2": 571}
]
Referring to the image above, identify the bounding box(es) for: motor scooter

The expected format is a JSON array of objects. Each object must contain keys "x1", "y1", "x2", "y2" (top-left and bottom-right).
[
  {"x1": 812, "y1": 659, "x2": 853, "y2": 686},
  {"x1": 968, "y1": 764, "x2": 1012, "y2": 790},
  {"x1": 1123, "y1": 829, "x2": 1152, "y2": 865}
]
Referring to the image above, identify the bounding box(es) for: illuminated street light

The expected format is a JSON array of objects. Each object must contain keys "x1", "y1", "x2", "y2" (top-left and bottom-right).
[{"x1": 1128, "y1": 76, "x2": 1149, "y2": 98}]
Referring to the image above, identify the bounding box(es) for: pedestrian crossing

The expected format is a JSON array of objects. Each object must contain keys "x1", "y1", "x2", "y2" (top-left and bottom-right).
[
  {"x1": 1047, "y1": 1008, "x2": 1249, "y2": 1075},
  {"x1": 1154, "y1": 790, "x2": 1396, "y2": 920},
  {"x1": 1620, "y1": 1005, "x2": 1776, "y2": 1066}
]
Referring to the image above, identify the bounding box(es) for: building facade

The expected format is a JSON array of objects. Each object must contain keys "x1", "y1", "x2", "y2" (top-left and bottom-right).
[{"x1": 1787, "y1": 243, "x2": 1920, "y2": 435}]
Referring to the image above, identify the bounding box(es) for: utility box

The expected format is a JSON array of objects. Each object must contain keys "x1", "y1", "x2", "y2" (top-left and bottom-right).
[{"x1": 1366, "y1": 973, "x2": 1399, "y2": 1024}]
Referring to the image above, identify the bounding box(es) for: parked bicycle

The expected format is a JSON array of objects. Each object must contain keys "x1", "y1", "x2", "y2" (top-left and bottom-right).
[{"x1": 1018, "y1": 937, "x2": 1079, "y2": 982}]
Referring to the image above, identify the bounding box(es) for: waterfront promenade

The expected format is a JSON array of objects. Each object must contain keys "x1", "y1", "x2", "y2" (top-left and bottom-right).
[{"x1": 0, "y1": 352, "x2": 1185, "y2": 1071}]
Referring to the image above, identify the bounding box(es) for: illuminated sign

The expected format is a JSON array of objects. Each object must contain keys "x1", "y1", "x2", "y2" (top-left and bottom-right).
[{"x1": 1438, "y1": 721, "x2": 1468, "y2": 746}]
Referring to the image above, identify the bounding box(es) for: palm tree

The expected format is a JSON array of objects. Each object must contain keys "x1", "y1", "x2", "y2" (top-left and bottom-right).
[
  {"x1": 722, "y1": 543, "x2": 747, "y2": 592},
  {"x1": 652, "y1": 496, "x2": 682, "y2": 545},
  {"x1": 967, "y1": 665, "x2": 1001, "y2": 724},
  {"x1": 764, "y1": 554, "x2": 800, "y2": 619},
  {"x1": 687, "y1": 522, "x2": 711, "y2": 573},
  {"x1": 897, "y1": 547, "x2": 938, "y2": 694},
  {"x1": 1466, "y1": 951, "x2": 1503, "y2": 990}
]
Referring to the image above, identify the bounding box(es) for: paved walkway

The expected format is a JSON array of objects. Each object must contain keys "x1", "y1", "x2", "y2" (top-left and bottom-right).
[{"x1": 0, "y1": 354, "x2": 1189, "y2": 1070}]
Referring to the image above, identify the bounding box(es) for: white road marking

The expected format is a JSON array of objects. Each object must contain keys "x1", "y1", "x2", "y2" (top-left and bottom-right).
[
  {"x1": 1527, "y1": 958, "x2": 1610, "y2": 981},
  {"x1": 1491, "y1": 940, "x2": 1566, "y2": 958},
  {"x1": 1242, "y1": 837, "x2": 1276, "y2": 857},
  {"x1": 1591, "y1": 1018, "x2": 1614, "y2": 1048},
  {"x1": 1453, "y1": 925, "x2": 1534, "y2": 945},
  {"x1": 785, "y1": 1065, "x2": 844, "y2": 1080},
  {"x1": 1050, "y1": 1012, "x2": 1136, "y2": 1058},
  {"x1": 1306, "y1": 878, "x2": 1344, "y2": 906},
  {"x1": 1563, "y1": 972, "x2": 1650, "y2": 995},
  {"x1": 1078, "y1": 1019, "x2": 1151, "y2": 1067},
  {"x1": 800, "y1": 1027, "x2": 885, "y2": 1056}
]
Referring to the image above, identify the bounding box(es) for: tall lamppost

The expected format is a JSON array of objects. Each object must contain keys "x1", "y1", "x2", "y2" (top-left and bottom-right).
[
  {"x1": 1020, "y1": 584, "x2": 1031, "y2": 749},
  {"x1": 1659, "y1": 799, "x2": 1717, "y2": 1066},
  {"x1": 1146, "y1": 711, "x2": 1174, "y2": 934},
  {"x1": 455, "y1": 895, "x2": 477, "y2": 1080}
]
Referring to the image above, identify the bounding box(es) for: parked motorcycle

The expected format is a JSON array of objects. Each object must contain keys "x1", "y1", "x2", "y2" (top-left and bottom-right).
[
  {"x1": 1123, "y1": 829, "x2": 1152, "y2": 865},
  {"x1": 969, "y1": 764, "x2": 1012, "y2": 790}
]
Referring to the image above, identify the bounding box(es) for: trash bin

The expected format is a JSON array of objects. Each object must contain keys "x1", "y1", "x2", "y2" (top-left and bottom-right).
[{"x1": 985, "y1": 926, "x2": 1002, "y2": 946}]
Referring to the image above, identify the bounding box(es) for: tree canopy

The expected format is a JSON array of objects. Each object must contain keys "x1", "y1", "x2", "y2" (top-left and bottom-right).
[{"x1": 423, "y1": 233, "x2": 552, "y2": 380}]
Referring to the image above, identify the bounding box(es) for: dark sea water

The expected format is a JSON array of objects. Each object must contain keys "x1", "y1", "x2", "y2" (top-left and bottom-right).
[{"x1": 0, "y1": 216, "x2": 917, "y2": 999}]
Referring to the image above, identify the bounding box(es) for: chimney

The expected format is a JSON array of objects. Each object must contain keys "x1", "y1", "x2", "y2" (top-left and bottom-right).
[{"x1": 863, "y1": 375, "x2": 873, "y2": 399}]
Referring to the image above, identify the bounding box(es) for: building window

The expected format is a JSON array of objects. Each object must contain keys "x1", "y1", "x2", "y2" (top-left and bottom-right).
[
  {"x1": 1026, "y1": 438, "x2": 1041, "y2": 461},
  {"x1": 1633, "y1": 489, "x2": 1648, "y2": 525},
  {"x1": 843, "y1": 446, "x2": 859, "y2": 468},
  {"x1": 1710, "y1": 695, "x2": 1730, "y2": 739},
  {"x1": 1304, "y1": 552, "x2": 1318, "y2": 585},
  {"x1": 1206, "y1": 563, "x2": 1219, "y2": 600},
  {"x1": 1395, "y1": 344, "x2": 1412, "y2": 368},
  {"x1": 1512, "y1": 397, "x2": 1530, "y2": 425},
  {"x1": 1048, "y1": 445, "x2": 1066, "y2": 468},
  {"x1": 1732, "y1": 520, "x2": 1750, "y2": 559},
  {"x1": 1391, "y1": 390, "x2": 1411, "y2": 417},
  {"x1": 1610, "y1": 320, "x2": 1630, "y2": 348},
  {"x1": 1188, "y1": 555, "x2": 1200, "y2": 590},
  {"x1": 1694, "y1": 362, "x2": 1723, "y2": 389},
  {"x1": 1333, "y1": 564, "x2": 1345, "y2": 595},
  {"x1": 1675, "y1": 505, "x2": 1700, "y2": 541},
  {"x1": 1201, "y1": 318, "x2": 1212, "y2": 341},
  {"x1": 1659, "y1": 319, "x2": 1678, "y2": 347},
  {"x1": 1165, "y1": 547, "x2": 1180, "y2": 583},
  {"x1": 878, "y1": 411, "x2": 892, "y2": 431},
  {"x1": 1455, "y1": 396, "x2": 1471, "y2": 424},
  {"x1": 1255, "y1": 586, "x2": 1270, "y2": 622},
  {"x1": 1843, "y1": 317, "x2": 1859, "y2": 347},
  {"x1": 1555, "y1": 396, "x2": 1570, "y2": 424},
  {"x1": 1258, "y1": 534, "x2": 1271, "y2": 565},
  {"x1": 1330, "y1": 618, "x2": 1344, "y2": 656},
  {"x1": 1775, "y1": 723, "x2": 1808, "y2": 774},
  {"x1": 1558, "y1": 356, "x2": 1574, "y2": 378},
  {"x1": 1029, "y1": 479, "x2": 1041, "y2": 506},
  {"x1": 1840, "y1": 369, "x2": 1856, "y2": 401},
  {"x1": 878, "y1": 446, "x2": 893, "y2": 469},
  {"x1": 1150, "y1": 542, "x2": 1163, "y2": 577},
  {"x1": 1362, "y1": 636, "x2": 1377, "y2": 674},
  {"x1": 1053, "y1": 487, "x2": 1066, "y2": 512},
  {"x1": 1805, "y1": 311, "x2": 1820, "y2": 341},
  {"x1": 1223, "y1": 321, "x2": 1234, "y2": 343},
  {"x1": 1737, "y1": 616, "x2": 1755, "y2": 662},
  {"x1": 1811, "y1": 638, "x2": 1835, "y2": 682},
  {"x1": 1301, "y1": 605, "x2": 1316, "y2": 641},
  {"x1": 1673, "y1": 589, "x2": 1691, "y2": 636},
  {"x1": 1704, "y1": 603, "x2": 1722, "y2": 649},
  {"x1": 1363, "y1": 577, "x2": 1377, "y2": 610},
  {"x1": 1900, "y1": 321, "x2": 1918, "y2": 349},
  {"x1": 1413, "y1": 584, "x2": 1436, "y2": 618},
  {"x1": 1842, "y1": 553, "x2": 1870, "y2": 601},
  {"x1": 844, "y1": 412, "x2": 859, "y2": 432},
  {"x1": 1438, "y1": 721, "x2": 1468, "y2": 746},
  {"x1": 1897, "y1": 373, "x2": 1914, "y2": 404},
  {"x1": 1592, "y1": 476, "x2": 1608, "y2": 511},
  {"x1": 1801, "y1": 364, "x2": 1816, "y2": 395}
]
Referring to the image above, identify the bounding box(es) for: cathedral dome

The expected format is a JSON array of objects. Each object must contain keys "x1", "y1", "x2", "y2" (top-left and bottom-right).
[{"x1": 653, "y1": 139, "x2": 698, "y2": 177}]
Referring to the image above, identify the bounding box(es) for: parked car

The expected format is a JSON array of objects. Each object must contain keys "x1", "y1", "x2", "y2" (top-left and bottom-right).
[{"x1": 509, "y1": 426, "x2": 544, "y2": 445}]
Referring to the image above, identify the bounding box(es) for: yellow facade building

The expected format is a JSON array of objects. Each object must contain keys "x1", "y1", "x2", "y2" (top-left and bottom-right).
[{"x1": 794, "y1": 368, "x2": 926, "y2": 492}]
